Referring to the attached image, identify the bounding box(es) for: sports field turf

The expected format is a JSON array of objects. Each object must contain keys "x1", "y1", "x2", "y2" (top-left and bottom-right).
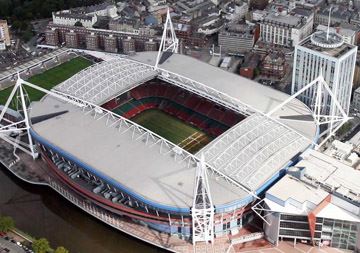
[
  {"x1": 0, "y1": 56, "x2": 93, "y2": 107},
  {"x1": 132, "y1": 109, "x2": 212, "y2": 153}
]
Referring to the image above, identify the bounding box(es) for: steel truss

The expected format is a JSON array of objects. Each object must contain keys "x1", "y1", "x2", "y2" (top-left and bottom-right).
[
  {"x1": 267, "y1": 74, "x2": 349, "y2": 149},
  {"x1": 251, "y1": 199, "x2": 275, "y2": 226},
  {"x1": 155, "y1": 8, "x2": 179, "y2": 69},
  {"x1": 192, "y1": 154, "x2": 214, "y2": 245},
  {"x1": 200, "y1": 113, "x2": 308, "y2": 191},
  {"x1": 56, "y1": 58, "x2": 157, "y2": 105}
]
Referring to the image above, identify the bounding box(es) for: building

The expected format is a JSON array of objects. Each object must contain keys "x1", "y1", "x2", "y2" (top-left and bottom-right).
[
  {"x1": 174, "y1": 0, "x2": 218, "y2": 19},
  {"x1": 104, "y1": 35, "x2": 117, "y2": 53},
  {"x1": 260, "y1": 8, "x2": 314, "y2": 47},
  {"x1": 52, "y1": 12, "x2": 97, "y2": 28},
  {"x1": 292, "y1": 31, "x2": 357, "y2": 115},
  {"x1": 85, "y1": 33, "x2": 99, "y2": 50},
  {"x1": 45, "y1": 28, "x2": 59, "y2": 46},
  {"x1": 239, "y1": 53, "x2": 261, "y2": 79},
  {"x1": 122, "y1": 37, "x2": 135, "y2": 54},
  {"x1": 224, "y1": 1, "x2": 249, "y2": 21},
  {"x1": 0, "y1": 20, "x2": 10, "y2": 49},
  {"x1": 262, "y1": 150, "x2": 360, "y2": 251},
  {"x1": 144, "y1": 39, "x2": 157, "y2": 51},
  {"x1": 250, "y1": 0, "x2": 268, "y2": 10},
  {"x1": 218, "y1": 22, "x2": 259, "y2": 53},
  {"x1": 65, "y1": 31, "x2": 79, "y2": 48},
  {"x1": 44, "y1": 23, "x2": 160, "y2": 54},
  {"x1": 315, "y1": 5, "x2": 352, "y2": 26},
  {"x1": 353, "y1": 86, "x2": 360, "y2": 111},
  {"x1": 52, "y1": 2, "x2": 117, "y2": 28},
  {"x1": 261, "y1": 52, "x2": 286, "y2": 78}
]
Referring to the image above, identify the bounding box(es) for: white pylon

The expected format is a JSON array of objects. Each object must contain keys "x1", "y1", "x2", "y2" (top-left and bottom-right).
[
  {"x1": 0, "y1": 75, "x2": 37, "y2": 159},
  {"x1": 0, "y1": 76, "x2": 84, "y2": 159},
  {"x1": 192, "y1": 154, "x2": 215, "y2": 245},
  {"x1": 266, "y1": 73, "x2": 349, "y2": 149},
  {"x1": 154, "y1": 8, "x2": 179, "y2": 70}
]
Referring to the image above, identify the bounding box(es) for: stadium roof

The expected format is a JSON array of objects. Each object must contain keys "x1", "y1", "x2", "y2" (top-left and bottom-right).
[
  {"x1": 30, "y1": 96, "x2": 249, "y2": 212},
  {"x1": 30, "y1": 52, "x2": 318, "y2": 212}
]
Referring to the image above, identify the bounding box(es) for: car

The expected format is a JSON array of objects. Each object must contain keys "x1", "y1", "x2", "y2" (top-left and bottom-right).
[
  {"x1": 4, "y1": 236, "x2": 9, "y2": 240},
  {"x1": 10, "y1": 239, "x2": 16, "y2": 243}
]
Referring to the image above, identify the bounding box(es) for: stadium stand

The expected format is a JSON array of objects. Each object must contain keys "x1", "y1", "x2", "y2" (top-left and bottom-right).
[{"x1": 103, "y1": 79, "x2": 245, "y2": 138}]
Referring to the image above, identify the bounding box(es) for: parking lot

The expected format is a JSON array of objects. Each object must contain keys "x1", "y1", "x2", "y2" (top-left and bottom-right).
[{"x1": 0, "y1": 237, "x2": 23, "y2": 253}]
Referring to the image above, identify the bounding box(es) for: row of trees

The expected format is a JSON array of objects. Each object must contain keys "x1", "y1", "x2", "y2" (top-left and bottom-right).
[
  {"x1": 32, "y1": 238, "x2": 69, "y2": 253},
  {"x1": 0, "y1": 215, "x2": 69, "y2": 253},
  {"x1": 0, "y1": 215, "x2": 15, "y2": 232}
]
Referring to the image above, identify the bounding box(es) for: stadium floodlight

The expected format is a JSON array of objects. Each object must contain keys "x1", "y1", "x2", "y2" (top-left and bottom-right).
[
  {"x1": 266, "y1": 73, "x2": 349, "y2": 149},
  {"x1": 192, "y1": 154, "x2": 215, "y2": 246},
  {"x1": 154, "y1": 8, "x2": 179, "y2": 70}
]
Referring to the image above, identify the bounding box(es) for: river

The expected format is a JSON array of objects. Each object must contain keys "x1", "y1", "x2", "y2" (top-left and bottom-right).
[{"x1": 0, "y1": 165, "x2": 165, "y2": 253}]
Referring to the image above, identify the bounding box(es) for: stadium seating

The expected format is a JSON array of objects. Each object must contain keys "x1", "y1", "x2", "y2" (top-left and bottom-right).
[{"x1": 108, "y1": 80, "x2": 245, "y2": 137}]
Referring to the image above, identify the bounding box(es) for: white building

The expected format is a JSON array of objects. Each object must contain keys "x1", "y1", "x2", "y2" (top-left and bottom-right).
[
  {"x1": 292, "y1": 31, "x2": 357, "y2": 116},
  {"x1": 259, "y1": 8, "x2": 314, "y2": 47},
  {"x1": 261, "y1": 150, "x2": 360, "y2": 251},
  {"x1": 52, "y1": 12, "x2": 97, "y2": 28},
  {"x1": 353, "y1": 86, "x2": 360, "y2": 111}
]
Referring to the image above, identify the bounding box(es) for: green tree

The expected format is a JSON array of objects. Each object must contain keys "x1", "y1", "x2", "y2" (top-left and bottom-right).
[
  {"x1": 0, "y1": 216, "x2": 15, "y2": 232},
  {"x1": 54, "y1": 246, "x2": 69, "y2": 253},
  {"x1": 32, "y1": 238, "x2": 52, "y2": 253}
]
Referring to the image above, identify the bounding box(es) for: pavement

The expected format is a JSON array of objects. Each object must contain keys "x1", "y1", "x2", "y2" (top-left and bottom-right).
[{"x1": 230, "y1": 240, "x2": 350, "y2": 253}]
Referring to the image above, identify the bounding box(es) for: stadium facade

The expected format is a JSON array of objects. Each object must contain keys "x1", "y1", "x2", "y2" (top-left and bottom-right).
[{"x1": 24, "y1": 50, "x2": 318, "y2": 242}]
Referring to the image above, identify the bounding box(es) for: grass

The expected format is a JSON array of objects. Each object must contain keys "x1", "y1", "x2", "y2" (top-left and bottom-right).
[
  {"x1": 0, "y1": 57, "x2": 93, "y2": 106},
  {"x1": 131, "y1": 109, "x2": 212, "y2": 153}
]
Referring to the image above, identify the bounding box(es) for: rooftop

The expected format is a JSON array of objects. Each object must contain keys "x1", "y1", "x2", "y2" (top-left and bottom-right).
[
  {"x1": 299, "y1": 31, "x2": 356, "y2": 58},
  {"x1": 293, "y1": 150, "x2": 360, "y2": 204}
]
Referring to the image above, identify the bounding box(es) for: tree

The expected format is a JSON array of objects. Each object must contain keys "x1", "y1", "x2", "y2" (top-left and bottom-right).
[
  {"x1": 54, "y1": 246, "x2": 69, "y2": 253},
  {"x1": 32, "y1": 238, "x2": 52, "y2": 253},
  {"x1": 0, "y1": 216, "x2": 15, "y2": 232}
]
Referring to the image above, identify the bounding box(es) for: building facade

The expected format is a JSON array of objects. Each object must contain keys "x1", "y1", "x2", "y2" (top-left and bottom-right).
[
  {"x1": 292, "y1": 31, "x2": 357, "y2": 115},
  {"x1": 260, "y1": 9, "x2": 314, "y2": 47},
  {"x1": 261, "y1": 52, "x2": 286, "y2": 78},
  {"x1": 218, "y1": 22, "x2": 259, "y2": 53},
  {"x1": 44, "y1": 23, "x2": 160, "y2": 54},
  {"x1": 353, "y1": 86, "x2": 360, "y2": 111},
  {"x1": 0, "y1": 20, "x2": 10, "y2": 49}
]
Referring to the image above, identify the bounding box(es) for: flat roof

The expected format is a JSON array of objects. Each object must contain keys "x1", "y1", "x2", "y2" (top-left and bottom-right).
[
  {"x1": 267, "y1": 174, "x2": 328, "y2": 207},
  {"x1": 299, "y1": 33, "x2": 356, "y2": 58},
  {"x1": 294, "y1": 150, "x2": 360, "y2": 203},
  {"x1": 30, "y1": 96, "x2": 248, "y2": 211}
]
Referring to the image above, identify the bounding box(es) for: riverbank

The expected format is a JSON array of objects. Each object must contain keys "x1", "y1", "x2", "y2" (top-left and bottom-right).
[{"x1": 0, "y1": 164, "x2": 164, "y2": 253}]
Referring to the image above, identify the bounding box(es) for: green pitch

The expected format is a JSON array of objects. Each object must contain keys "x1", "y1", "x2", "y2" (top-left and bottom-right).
[
  {"x1": 132, "y1": 109, "x2": 212, "y2": 153},
  {"x1": 0, "y1": 56, "x2": 93, "y2": 106}
]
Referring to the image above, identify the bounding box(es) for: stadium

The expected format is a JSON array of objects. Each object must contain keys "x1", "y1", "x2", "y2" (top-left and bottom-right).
[{"x1": 24, "y1": 48, "x2": 318, "y2": 242}]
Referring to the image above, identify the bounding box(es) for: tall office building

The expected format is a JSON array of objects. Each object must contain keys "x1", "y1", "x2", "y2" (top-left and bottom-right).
[{"x1": 292, "y1": 31, "x2": 357, "y2": 116}]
